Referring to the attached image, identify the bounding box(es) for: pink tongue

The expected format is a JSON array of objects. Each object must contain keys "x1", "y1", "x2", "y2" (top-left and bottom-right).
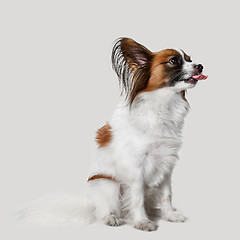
[{"x1": 192, "y1": 74, "x2": 208, "y2": 80}]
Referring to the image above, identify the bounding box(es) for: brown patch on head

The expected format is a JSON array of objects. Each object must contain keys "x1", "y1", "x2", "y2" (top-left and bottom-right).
[
  {"x1": 95, "y1": 122, "x2": 112, "y2": 148},
  {"x1": 152, "y1": 49, "x2": 181, "y2": 67},
  {"x1": 112, "y1": 38, "x2": 188, "y2": 104},
  {"x1": 142, "y1": 49, "x2": 182, "y2": 92}
]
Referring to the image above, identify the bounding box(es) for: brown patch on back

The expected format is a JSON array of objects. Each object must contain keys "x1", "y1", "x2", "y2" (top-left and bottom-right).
[
  {"x1": 95, "y1": 122, "x2": 112, "y2": 148},
  {"x1": 87, "y1": 174, "x2": 119, "y2": 183}
]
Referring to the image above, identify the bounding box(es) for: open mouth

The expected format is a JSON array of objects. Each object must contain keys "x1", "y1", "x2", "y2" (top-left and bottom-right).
[{"x1": 184, "y1": 74, "x2": 208, "y2": 84}]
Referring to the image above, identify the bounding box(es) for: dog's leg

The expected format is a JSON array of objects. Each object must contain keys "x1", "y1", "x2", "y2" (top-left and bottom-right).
[
  {"x1": 104, "y1": 214, "x2": 124, "y2": 227},
  {"x1": 88, "y1": 180, "x2": 124, "y2": 226},
  {"x1": 128, "y1": 177, "x2": 158, "y2": 231},
  {"x1": 159, "y1": 174, "x2": 188, "y2": 222}
]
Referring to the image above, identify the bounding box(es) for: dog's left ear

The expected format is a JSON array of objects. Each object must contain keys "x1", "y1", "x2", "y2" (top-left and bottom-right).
[{"x1": 119, "y1": 38, "x2": 152, "y2": 70}]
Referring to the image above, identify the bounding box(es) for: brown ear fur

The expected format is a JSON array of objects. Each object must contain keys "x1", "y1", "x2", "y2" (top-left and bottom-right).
[
  {"x1": 120, "y1": 38, "x2": 152, "y2": 70},
  {"x1": 112, "y1": 38, "x2": 153, "y2": 105}
]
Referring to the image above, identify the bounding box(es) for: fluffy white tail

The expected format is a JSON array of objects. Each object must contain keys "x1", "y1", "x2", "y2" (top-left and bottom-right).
[
  {"x1": 16, "y1": 180, "x2": 121, "y2": 226},
  {"x1": 16, "y1": 193, "x2": 95, "y2": 225}
]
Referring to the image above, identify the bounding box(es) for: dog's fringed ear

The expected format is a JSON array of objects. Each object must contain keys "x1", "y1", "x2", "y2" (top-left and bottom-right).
[
  {"x1": 112, "y1": 38, "x2": 153, "y2": 105},
  {"x1": 120, "y1": 38, "x2": 152, "y2": 69}
]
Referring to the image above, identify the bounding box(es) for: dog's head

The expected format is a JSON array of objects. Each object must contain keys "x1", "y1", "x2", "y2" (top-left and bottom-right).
[{"x1": 112, "y1": 38, "x2": 207, "y2": 104}]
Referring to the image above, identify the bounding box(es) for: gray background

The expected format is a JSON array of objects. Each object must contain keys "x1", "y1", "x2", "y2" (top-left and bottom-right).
[{"x1": 1, "y1": 0, "x2": 240, "y2": 239}]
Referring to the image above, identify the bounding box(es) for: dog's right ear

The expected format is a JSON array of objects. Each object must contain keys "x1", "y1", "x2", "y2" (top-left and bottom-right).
[
  {"x1": 112, "y1": 38, "x2": 153, "y2": 104},
  {"x1": 112, "y1": 38, "x2": 152, "y2": 71},
  {"x1": 119, "y1": 38, "x2": 152, "y2": 70}
]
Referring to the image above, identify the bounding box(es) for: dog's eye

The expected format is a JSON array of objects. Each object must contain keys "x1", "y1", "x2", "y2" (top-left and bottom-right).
[{"x1": 169, "y1": 57, "x2": 178, "y2": 65}]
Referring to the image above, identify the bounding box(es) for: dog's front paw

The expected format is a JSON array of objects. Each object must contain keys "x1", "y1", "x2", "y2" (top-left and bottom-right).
[
  {"x1": 163, "y1": 210, "x2": 188, "y2": 222},
  {"x1": 134, "y1": 219, "x2": 158, "y2": 231},
  {"x1": 104, "y1": 214, "x2": 124, "y2": 227}
]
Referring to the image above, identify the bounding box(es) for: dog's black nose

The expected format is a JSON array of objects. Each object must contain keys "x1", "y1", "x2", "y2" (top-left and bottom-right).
[{"x1": 195, "y1": 64, "x2": 203, "y2": 73}]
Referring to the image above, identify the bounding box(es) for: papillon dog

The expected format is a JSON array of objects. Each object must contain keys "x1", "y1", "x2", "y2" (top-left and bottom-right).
[{"x1": 19, "y1": 38, "x2": 207, "y2": 231}]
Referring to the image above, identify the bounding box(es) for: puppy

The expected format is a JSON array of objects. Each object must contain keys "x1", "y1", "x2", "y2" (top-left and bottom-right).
[
  {"x1": 86, "y1": 38, "x2": 207, "y2": 231},
  {"x1": 19, "y1": 38, "x2": 207, "y2": 231}
]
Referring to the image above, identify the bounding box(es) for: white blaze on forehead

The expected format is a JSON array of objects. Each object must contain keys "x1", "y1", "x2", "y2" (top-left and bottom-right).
[
  {"x1": 173, "y1": 48, "x2": 184, "y2": 59},
  {"x1": 173, "y1": 48, "x2": 195, "y2": 77},
  {"x1": 173, "y1": 48, "x2": 194, "y2": 63}
]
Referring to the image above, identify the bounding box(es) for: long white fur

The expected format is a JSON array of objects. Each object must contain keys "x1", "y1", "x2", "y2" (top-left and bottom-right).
[{"x1": 17, "y1": 50, "x2": 197, "y2": 231}]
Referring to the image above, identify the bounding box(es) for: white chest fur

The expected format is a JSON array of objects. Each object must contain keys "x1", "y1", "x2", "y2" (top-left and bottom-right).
[
  {"x1": 112, "y1": 89, "x2": 188, "y2": 182},
  {"x1": 92, "y1": 89, "x2": 189, "y2": 187},
  {"x1": 129, "y1": 89, "x2": 189, "y2": 185}
]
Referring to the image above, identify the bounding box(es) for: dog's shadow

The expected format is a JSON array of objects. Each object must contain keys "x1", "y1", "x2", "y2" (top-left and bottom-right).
[
  {"x1": 145, "y1": 206, "x2": 162, "y2": 222},
  {"x1": 144, "y1": 190, "x2": 163, "y2": 222}
]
